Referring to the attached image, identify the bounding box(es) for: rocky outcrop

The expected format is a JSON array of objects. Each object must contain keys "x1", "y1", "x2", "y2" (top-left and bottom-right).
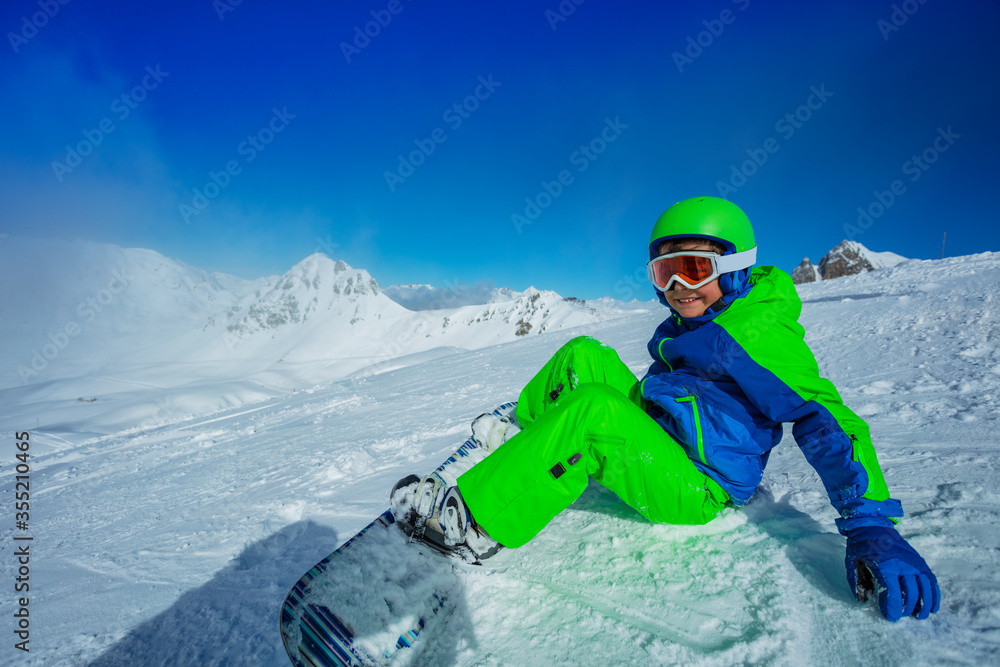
[
  {"x1": 791, "y1": 257, "x2": 821, "y2": 284},
  {"x1": 817, "y1": 241, "x2": 877, "y2": 280}
]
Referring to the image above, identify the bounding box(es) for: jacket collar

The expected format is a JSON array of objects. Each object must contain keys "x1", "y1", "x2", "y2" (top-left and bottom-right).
[{"x1": 657, "y1": 280, "x2": 755, "y2": 330}]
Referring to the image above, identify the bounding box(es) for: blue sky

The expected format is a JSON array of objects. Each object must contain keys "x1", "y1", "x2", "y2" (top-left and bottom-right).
[{"x1": 1, "y1": 0, "x2": 997, "y2": 301}]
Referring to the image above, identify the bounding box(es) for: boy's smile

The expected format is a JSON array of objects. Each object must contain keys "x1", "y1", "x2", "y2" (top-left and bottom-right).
[{"x1": 665, "y1": 281, "x2": 724, "y2": 318}]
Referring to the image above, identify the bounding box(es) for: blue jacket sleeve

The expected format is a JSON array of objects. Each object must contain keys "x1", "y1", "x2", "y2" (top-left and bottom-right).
[{"x1": 714, "y1": 327, "x2": 903, "y2": 532}]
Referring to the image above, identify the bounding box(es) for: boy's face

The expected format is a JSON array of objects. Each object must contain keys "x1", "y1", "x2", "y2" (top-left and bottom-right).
[{"x1": 657, "y1": 241, "x2": 725, "y2": 318}]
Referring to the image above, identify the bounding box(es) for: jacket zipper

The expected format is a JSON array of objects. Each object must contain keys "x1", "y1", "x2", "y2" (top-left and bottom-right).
[{"x1": 675, "y1": 395, "x2": 706, "y2": 464}]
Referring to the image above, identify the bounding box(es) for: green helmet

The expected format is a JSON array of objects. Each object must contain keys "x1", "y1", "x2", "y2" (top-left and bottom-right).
[
  {"x1": 648, "y1": 196, "x2": 758, "y2": 306},
  {"x1": 648, "y1": 196, "x2": 756, "y2": 259}
]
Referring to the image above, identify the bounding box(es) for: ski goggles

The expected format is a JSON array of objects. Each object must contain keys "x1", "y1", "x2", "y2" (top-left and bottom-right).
[{"x1": 646, "y1": 248, "x2": 757, "y2": 292}]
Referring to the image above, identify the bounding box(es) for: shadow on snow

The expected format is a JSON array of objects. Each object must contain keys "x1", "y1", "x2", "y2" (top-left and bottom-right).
[
  {"x1": 88, "y1": 520, "x2": 340, "y2": 667},
  {"x1": 742, "y1": 483, "x2": 850, "y2": 604},
  {"x1": 799, "y1": 292, "x2": 885, "y2": 305}
]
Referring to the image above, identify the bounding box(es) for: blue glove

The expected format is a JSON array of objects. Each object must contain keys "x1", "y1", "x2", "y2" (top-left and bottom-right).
[{"x1": 845, "y1": 525, "x2": 941, "y2": 621}]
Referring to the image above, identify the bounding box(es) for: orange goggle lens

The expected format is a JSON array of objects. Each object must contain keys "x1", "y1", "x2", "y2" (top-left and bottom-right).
[{"x1": 648, "y1": 254, "x2": 716, "y2": 290}]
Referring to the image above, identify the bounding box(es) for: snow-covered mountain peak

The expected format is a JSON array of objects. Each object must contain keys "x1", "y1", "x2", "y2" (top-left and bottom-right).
[
  {"x1": 278, "y1": 253, "x2": 381, "y2": 298},
  {"x1": 225, "y1": 255, "x2": 384, "y2": 339}
]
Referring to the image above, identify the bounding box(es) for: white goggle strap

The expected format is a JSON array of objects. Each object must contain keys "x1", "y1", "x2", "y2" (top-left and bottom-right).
[{"x1": 714, "y1": 247, "x2": 757, "y2": 274}]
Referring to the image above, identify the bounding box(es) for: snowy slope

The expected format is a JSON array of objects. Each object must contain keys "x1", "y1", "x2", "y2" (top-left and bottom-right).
[{"x1": 1, "y1": 252, "x2": 999, "y2": 666}]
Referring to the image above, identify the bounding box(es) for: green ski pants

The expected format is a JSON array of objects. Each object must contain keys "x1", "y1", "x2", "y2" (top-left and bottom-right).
[{"x1": 456, "y1": 336, "x2": 729, "y2": 548}]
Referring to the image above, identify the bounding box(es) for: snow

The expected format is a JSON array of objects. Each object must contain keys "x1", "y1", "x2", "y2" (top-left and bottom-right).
[
  {"x1": 1, "y1": 246, "x2": 999, "y2": 666},
  {"x1": 864, "y1": 248, "x2": 908, "y2": 269}
]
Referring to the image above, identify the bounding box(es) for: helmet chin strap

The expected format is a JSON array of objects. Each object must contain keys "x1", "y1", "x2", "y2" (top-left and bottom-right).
[
  {"x1": 674, "y1": 268, "x2": 748, "y2": 320},
  {"x1": 704, "y1": 294, "x2": 732, "y2": 316}
]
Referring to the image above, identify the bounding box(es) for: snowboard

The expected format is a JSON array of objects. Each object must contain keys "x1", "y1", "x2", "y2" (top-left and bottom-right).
[{"x1": 279, "y1": 402, "x2": 517, "y2": 667}]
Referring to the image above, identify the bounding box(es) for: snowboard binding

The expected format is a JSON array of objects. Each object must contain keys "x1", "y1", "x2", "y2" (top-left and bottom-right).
[{"x1": 390, "y1": 474, "x2": 503, "y2": 565}]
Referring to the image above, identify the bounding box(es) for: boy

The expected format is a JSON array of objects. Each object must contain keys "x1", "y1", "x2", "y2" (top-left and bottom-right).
[{"x1": 391, "y1": 196, "x2": 940, "y2": 622}]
